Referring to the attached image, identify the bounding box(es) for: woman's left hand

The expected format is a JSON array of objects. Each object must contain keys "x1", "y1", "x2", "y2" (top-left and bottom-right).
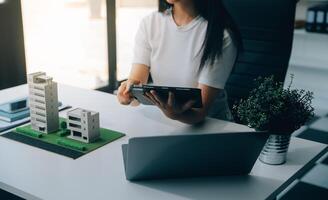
[{"x1": 145, "y1": 90, "x2": 195, "y2": 120}]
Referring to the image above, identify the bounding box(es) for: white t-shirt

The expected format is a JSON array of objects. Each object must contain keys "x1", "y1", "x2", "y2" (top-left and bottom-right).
[{"x1": 132, "y1": 9, "x2": 237, "y2": 89}]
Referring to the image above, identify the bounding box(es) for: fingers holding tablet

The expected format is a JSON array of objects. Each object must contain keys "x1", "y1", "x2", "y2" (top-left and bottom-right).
[
  {"x1": 117, "y1": 80, "x2": 141, "y2": 105},
  {"x1": 130, "y1": 84, "x2": 202, "y2": 108}
]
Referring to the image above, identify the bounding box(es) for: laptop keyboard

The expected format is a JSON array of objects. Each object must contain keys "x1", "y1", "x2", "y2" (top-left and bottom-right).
[
  {"x1": 277, "y1": 181, "x2": 328, "y2": 200},
  {"x1": 268, "y1": 114, "x2": 328, "y2": 200},
  {"x1": 273, "y1": 151, "x2": 328, "y2": 200},
  {"x1": 322, "y1": 155, "x2": 328, "y2": 165},
  {"x1": 0, "y1": 188, "x2": 24, "y2": 200},
  {"x1": 301, "y1": 164, "x2": 328, "y2": 189}
]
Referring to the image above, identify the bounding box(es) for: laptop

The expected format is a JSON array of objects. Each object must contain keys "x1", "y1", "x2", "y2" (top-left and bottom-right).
[{"x1": 122, "y1": 131, "x2": 269, "y2": 181}]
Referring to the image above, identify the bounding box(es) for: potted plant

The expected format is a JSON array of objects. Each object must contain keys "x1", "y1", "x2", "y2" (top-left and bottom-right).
[{"x1": 233, "y1": 75, "x2": 314, "y2": 165}]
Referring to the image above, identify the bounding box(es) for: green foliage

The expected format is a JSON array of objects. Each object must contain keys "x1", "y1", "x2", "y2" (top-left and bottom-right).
[
  {"x1": 233, "y1": 75, "x2": 314, "y2": 134},
  {"x1": 60, "y1": 121, "x2": 67, "y2": 130}
]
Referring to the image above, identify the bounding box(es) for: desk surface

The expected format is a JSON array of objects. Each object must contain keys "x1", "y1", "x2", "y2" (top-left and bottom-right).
[{"x1": 0, "y1": 84, "x2": 326, "y2": 200}]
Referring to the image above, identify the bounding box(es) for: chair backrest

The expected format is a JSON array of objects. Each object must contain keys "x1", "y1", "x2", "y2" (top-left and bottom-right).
[
  {"x1": 223, "y1": 0, "x2": 297, "y2": 108},
  {"x1": 0, "y1": 0, "x2": 27, "y2": 90}
]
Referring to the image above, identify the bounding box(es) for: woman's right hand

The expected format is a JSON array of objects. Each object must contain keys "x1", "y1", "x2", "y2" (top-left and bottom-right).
[{"x1": 117, "y1": 79, "x2": 140, "y2": 105}]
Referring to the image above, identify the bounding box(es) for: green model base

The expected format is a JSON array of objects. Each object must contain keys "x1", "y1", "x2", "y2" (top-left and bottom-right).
[{"x1": 14, "y1": 118, "x2": 125, "y2": 154}]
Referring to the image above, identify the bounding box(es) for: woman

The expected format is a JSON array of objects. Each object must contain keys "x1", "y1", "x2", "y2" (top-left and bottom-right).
[{"x1": 117, "y1": 0, "x2": 240, "y2": 124}]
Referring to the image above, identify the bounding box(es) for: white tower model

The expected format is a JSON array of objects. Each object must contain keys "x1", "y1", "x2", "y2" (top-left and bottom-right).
[
  {"x1": 67, "y1": 108, "x2": 100, "y2": 143},
  {"x1": 28, "y1": 72, "x2": 59, "y2": 133}
]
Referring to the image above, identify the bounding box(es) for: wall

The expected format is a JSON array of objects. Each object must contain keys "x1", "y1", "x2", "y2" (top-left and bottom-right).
[{"x1": 0, "y1": 0, "x2": 27, "y2": 90}]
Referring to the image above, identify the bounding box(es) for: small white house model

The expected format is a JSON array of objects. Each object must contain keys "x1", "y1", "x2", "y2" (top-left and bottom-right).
[
  {"x1": 67, "y1": 108, "x2": 100, "y2": 143},
  {"x1": 28, "y1": 72, "x2": 59, "y2": 133}
]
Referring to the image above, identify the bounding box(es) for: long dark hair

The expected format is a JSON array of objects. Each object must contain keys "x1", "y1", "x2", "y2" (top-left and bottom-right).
[{"x1": 159, "y1": 0, "x2": 241, "y2": 69}]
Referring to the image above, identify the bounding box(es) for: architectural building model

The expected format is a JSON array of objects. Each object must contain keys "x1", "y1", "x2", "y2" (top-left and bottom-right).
[
  {"x1": 67, "y1": 108, "x2": 100, "y2": 143},
  {"x1": 28, "y1": 72, "x2": 59, "y2": 133},
  {"x1": 7, "y1": 72, "x2": 125, "y2": 158}
]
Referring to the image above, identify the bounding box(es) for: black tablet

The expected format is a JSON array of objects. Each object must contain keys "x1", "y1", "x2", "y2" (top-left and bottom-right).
[{"x1": 130, "y1": 84, "x2": 203, "y2": 108}]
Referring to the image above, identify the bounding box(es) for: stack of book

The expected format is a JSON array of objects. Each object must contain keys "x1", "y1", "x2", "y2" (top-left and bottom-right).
[
  {"x1": 0, "y1": 98, "x2": 29, "y2": 123},
  {"x1": 306, "y1": 4, "x2": 328, "y2": 33},
  {"x1": 0, "y1": 98, "x2": 70, "y2": 132},
  {"x1": 0, "y1": 98, "x2": 30, "y2": 132}
]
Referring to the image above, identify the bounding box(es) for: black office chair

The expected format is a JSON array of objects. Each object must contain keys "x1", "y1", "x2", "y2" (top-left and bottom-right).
[
  {"x1": 0, "y1": 0, "x2": 27, "y2": 90},
  {"x1": 223, "y1": 0, "x2": 297, "y2": 109}
]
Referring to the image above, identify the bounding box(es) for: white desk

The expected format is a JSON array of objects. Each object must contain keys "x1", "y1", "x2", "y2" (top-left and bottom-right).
[{"x1": 0, "y1": 85, "x2": 326, "y2": 200}]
